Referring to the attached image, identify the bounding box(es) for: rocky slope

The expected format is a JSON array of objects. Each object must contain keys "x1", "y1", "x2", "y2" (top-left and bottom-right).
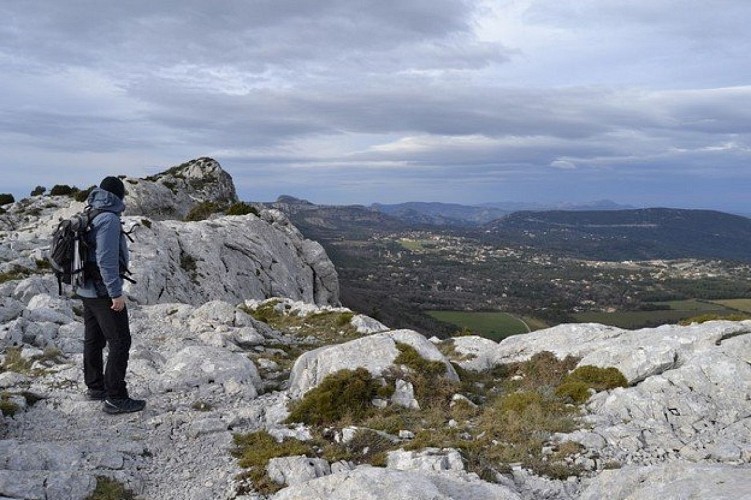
[{"x1": 1, "y1": 161, "x2": 750, "y2": 499}]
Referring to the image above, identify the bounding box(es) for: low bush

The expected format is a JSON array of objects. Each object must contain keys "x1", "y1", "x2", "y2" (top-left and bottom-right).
[
  {"x1": 286, "y1": 368, "x2": 381, "y2": 426},
  {"x1": 0, "y1": 393, "x2": 19, "y2": 417},
  {"x1": 0, "y1": 193, "x2": 15, "y2": 205},
  {"x1": 0, "y1": 268, "x2": 30, "y2": 284},
  {"x1": 225, "y1": 202, "x2": 259, "y2": 216},
  {"x1": 74, "y1": 185, "x2": 96, "y2": 202},
  {"x1": 555, "y1": 381, "x2": 591, "y2": 403},
  {"x1": 30, "y1": 186, "x2": 46, "y2": 196},
  {"x1": 231, "y1": 431, "x2": 312, "y2": 495},
  {"x1": 49, "y1": 184, "x2": 77, "y2": 196},
  {"x1": 563, "y1": 365, "x2": 628, "y2": 391},
  {"x1": 393, "y1": 343, "x2": 446, "y2": 377},
  {"x1": 185, "y1": 201, "x2": 220, "y2": 221},
  {"x1": 86, "y1": 477, "x2": 135, "y2": 500}
]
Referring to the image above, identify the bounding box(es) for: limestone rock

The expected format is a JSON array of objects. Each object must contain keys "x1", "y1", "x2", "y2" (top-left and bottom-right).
[
  {"x1": 123, "y1": 212, "x2": 339, "y2": 306},
  {"x1": 272, "y1": 466, "x2": 522, "y2": 500},
  {"x1": 123, "y1": 157, "x2": 238, "y2": 220},
  {"x1": 160, "y1": 345, "x2": 261, "y2": 396},
  {"x1": 579, "y1": 462, "x2": 751, "y2": 500},
  {"x1": 288, "y1": 329, "x2": 459, "y2": 399},
  {"x1": 351, "y1": 314, "x2": 389, "y2": 334},
  {"x1": 448, "y1": 336, "x2": 499, "y2": 372},
  {"x1": 493, "y1": 321, "x2": 751, "y2": 384},
  {"x1": 387, "y1": 448, "x2": 465, "y2": 472},
  {"x1": 554, "y1": 322, "x2": 751, "y2": 465},
  {"x1": 390, "y1": 379, "x2": 419, "y2": 410},
  {"x1": 0, "y1": 296, "x2": 24, "y2": 323},
  {"x1": 267, "y1": 456, "x2": 331, "y2": 486}
]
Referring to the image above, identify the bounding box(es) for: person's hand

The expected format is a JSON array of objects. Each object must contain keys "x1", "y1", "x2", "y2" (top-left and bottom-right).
[{"x1": 111, "y1": 296, "x2": 126, "y2": 312}]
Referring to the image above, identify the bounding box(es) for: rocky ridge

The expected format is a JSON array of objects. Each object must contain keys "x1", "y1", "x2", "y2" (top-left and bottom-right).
[
  {"x1": 1, "y1": 161, "x2": 750, "y2": 499},
  {"x1": 0, "y1": 159, "x2": 339, "y2": 306}
]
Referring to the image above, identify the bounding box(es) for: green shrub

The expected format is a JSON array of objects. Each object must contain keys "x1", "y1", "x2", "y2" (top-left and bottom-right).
[
  {"x1": 225, "y1": 202, "x2": 259, "y2": 216},
  {"x1": 0, "y1": 347, "x2": 32, "y2": 374},
  {"x1": 30, "y1": 186, "x2": 46, "y2": 196},
  {"x1": 513, "y1": 351, "x2": 579, "y2": 390},
  {"x1": 246, "y1": 300, "x2": 281, "y2": 323},
  {"x1": 74, "y1": 185, "x2": 96, "y2": 203},
  {"x1": 286, "y1": 368, "x2": 380, "y2": 426},
  {"x1": 336, "y1": 312, "x2": 355, "y2": 327},
  {"x1": 563, "y1": 365, "x2": 628, "y2": 391},
  {"x1": 185, "y1": 201, "x2": 220, "y2": 221},
  {"x1": 231, "y1": 430, "x2": 312, "y2": 495},
  {"x1": 50, "y1": 184, "x2": 77, "y2": 196},
  {"x1": 499, "y1": 390, "x2": 544, "y2": 414},
  {"x1": 394, "y1": 343, "x2": 446, "y2": 377},
  {"x1": 85, "y1": 476, "x2": 135, "y2": 500},
  {"x1": 35, "y1": 259, "x2": 51, "y2": 270},
  {"x1": 0, "y1": 193, "x2": 15, "y2": 205},
  {"x1": 140, "y1": 218, "x2": 152, "y2": 229},
  {"x1": 555, "y1": 381, "x2": 591, "y2": 403},
  {"x1": 0, "y1": 393, "x2": 19, "y2": 417},
  {"x1": 0, "y1": 268, "x2": 29, "y2": 284}
]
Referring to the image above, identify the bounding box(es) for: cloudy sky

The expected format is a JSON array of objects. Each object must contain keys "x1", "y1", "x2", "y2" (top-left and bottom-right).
[{"x1": 2, "y1": 1, "x2": 750, "y2": 212}]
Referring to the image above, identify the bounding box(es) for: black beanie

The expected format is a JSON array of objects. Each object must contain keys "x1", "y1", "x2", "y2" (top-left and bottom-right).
[{"x1": 100, "y1": 176, "x2": 125, "y2": 200}]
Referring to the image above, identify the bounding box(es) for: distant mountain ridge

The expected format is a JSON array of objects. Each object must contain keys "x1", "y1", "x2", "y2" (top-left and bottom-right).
[
  {"x1": 484, "y1": 208, "x2": 751, "y2": 262},
  {"x1": 270, "y1": 197, "x2": 751, "y2": 263},
  {"x1": 370, "y1": 199, "x2": 635, "y2": 226}
]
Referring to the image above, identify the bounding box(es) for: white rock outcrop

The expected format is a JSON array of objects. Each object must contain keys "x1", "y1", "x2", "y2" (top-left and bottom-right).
[
  {"x1": 288, "y1": 329, "x2": 459, "y2": 399},
  {"x1": 578, "y1": 462, "x2": 751, "y2": 500},
  {"x1": 271, "y1": 466, "x2": 522, "y2": 500},
  {"x1": 124, "y1": 211, "x2": 338, "y2": 306},
  {"x1": 123, "y1": 157, "x2": 238, "y2": 220},
  {"x1": 387, "y1": 448, "x2": 465, "y2": 472},
  {"x1": 447, "y1": 335, "x2": 499, "y2": 372},
  {"x1": 267, "y1": 456, "x2": 331, "y2": 486},
  {"x1": 159, "y1": 345, "x2": 261, "y2": 396}
]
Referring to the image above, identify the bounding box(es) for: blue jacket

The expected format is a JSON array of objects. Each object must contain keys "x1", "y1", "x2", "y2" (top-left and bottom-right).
[{"x1": 76, "y1": 188, "x2": 129, "y2": 299}]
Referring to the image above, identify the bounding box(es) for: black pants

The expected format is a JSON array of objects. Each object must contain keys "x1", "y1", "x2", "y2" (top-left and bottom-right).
[{"x1": 82, "y1": 297, "x2": 131, "y2": 399}]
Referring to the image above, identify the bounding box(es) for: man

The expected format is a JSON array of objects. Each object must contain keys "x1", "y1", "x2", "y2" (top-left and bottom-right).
[{"x1": 76, "y1": 176, "x2": 145, "y2": 414}]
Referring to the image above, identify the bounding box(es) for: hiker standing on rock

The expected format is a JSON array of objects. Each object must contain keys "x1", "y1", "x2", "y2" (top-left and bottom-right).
[{"x1": 76, "y1": 176, "x2": 145, "y2": 414}]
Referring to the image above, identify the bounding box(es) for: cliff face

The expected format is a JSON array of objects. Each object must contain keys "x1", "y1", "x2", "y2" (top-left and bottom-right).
[{"x1": 126, "y1": 209, "x2": 339, "y2": 306}]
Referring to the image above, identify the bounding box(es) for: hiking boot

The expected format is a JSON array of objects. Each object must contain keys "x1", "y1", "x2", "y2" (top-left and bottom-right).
[
  {"x1": 103, "y1": 398, "x2": 146, "y2": 414},
  {"x1": 86, "y1": 389, "x2": 107, "y2": 401}
]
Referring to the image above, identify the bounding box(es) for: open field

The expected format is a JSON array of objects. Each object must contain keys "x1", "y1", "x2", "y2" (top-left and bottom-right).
[
  {"x1": 574, "y1": 299, "x2": 746, "y2": 329},
  {"x1": 712, "y1": 298, "x2": 751, "y2": 313},
  {"x1": 398, "y1": 238, "x2": 438, "y2": 252},
  {"x1": 427, "y1": 310, "x2": 533, "y2": 341}
]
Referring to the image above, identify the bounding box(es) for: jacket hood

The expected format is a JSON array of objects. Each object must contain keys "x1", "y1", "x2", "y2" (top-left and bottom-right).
[{"x1": 87, "y1": 187, "x2": 126, "y2": 213}]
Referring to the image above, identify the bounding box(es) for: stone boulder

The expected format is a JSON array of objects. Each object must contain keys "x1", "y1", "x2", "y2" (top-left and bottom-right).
[
  {"x1": 271, "y1": 467, "x2": 521, "y2": 500},
  {"x1": 159, "y1": 345, "x2": 261, "y2": 396},
  {"x1": 447, "y1": 336, "x2": 499, "y2": 372},
  {"x1": 288, "y1": 329, "x2": 459, "y2": 399},
  {"x1": 267, "y1": 456, "x2": 331, "y2": 486}
]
